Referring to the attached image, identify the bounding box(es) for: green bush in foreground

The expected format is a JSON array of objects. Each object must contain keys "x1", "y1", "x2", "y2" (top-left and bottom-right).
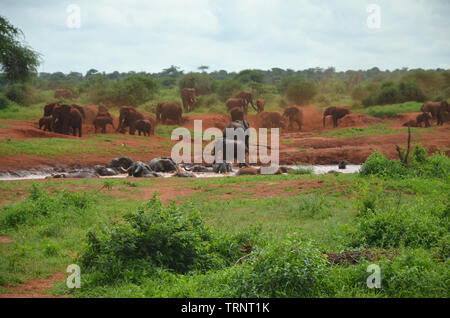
[{"x1": 360, "y1": 148, "x2": 450, "y2": 179}]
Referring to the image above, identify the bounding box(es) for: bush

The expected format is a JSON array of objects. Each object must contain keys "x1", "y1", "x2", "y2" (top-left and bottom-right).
[
  {"x1": 178, "y1": 73, "x2": 214, "y2": 95},
  {"x1": 4, "y1": 83, "x2": 44, "y2": 105},
  {"x1": 0, "y1": 183, "x2": 92, "y2": 229},
  {"x1": 0, "y1": 92, "x2": 11, "y2": 109},
  {"x1": 285, "y1": 80, "x2": 318, "y2": 105},
  {"x1": 215, "y1": 79, "x2": 243, "y2": 101},
  {"x1": 360, "y1": 149, "x2": 450, "y2": 179},
  {"x1": 231, "y1": 238, "x2": 329, "y2": 297}
]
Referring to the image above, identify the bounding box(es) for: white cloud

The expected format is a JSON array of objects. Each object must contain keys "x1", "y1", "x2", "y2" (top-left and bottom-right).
[{"x1": 0, "y1": 0, "x2": 448, "y2": 73}]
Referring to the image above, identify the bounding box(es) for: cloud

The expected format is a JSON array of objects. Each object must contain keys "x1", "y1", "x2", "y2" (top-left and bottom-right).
[{"x1": 0, "y1": 0, "x2": 448, "y2": 73}]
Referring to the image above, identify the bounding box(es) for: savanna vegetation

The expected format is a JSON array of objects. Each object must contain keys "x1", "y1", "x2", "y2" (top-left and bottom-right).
[{"x1": 0, "y1": 148, "x2": 448, "y2": 297}]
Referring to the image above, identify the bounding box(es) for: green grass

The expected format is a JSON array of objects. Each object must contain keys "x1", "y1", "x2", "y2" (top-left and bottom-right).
[
  {"x1": 322, "y1": 123, "x2": 436, "y2": 138},
  {"x1": 0, "y1": 169, "x2": 447, "y2": 297},
  {"x1": 0, "y1": 134, "x2": 172, "y2": 157},
  {"x1": 359, "y1": 101, "x2": 423, "y2": 118}
]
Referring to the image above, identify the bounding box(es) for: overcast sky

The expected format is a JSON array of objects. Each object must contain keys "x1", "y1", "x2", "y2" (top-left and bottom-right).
[{"x1": 1, "y1": 0, "x2": 449, "y2": 74}]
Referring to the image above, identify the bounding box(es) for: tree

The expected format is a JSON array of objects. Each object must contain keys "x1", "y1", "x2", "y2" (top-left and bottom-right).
[
  {"x1": 285, "y1": 80, "x2": 318, "y2": 105},
  {"x1": 198, "y1": 65, "x2": 209, "y2": 72},
  {"x1": 0, "y1": 15, "x2": 40, "y2": 82}
]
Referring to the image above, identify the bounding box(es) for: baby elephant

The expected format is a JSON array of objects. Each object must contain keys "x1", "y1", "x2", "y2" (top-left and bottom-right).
[
  {"x1": 416, "y1": 112, "x2": 432, "y2": 128},
  {"x1": 94, "y1": 115, "x2": 114, "y2": 133},
  {"x1": 136, "y1": 119, "x2": 153, "y2": 136},
  {"x1": 39, "y1": 116, "x2": 53, "y2": 131}
]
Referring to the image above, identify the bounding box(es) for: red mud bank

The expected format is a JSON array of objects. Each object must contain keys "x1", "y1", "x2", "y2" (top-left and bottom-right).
[{"x1": 0, "y1": 112, "x2": 449, "y2": 171}]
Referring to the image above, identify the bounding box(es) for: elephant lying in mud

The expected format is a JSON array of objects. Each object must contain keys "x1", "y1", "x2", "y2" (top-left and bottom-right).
[
  {"x1": 127, "y1": 161, "x2": 159, "y2": 177},
  {"x1": 149, "y1": 157, "x2": 178, "y2": 172},
  {"x1": 323, "y1": 106, "x2": 350, "y2": 128}
]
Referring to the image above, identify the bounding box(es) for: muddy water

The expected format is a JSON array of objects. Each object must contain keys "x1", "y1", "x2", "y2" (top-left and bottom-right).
[{"x1": 0, "y1": 165, "x2": 361, "y2": 181}]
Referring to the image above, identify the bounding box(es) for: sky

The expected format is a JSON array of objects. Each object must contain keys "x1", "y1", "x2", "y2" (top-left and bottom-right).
[{"x1": 1, "y1": 0, "x2": 449, "y2": 74}]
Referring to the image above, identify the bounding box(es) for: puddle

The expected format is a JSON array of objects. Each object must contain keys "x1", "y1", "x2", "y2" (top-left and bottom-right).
[{"x1": 0, "y1": 165, "x2": 361, "y2": 181}]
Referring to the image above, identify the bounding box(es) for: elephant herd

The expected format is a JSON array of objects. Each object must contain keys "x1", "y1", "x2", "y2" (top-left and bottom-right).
[{"x1": 401, "y1": 100, "x2": 449, "y2": 128}]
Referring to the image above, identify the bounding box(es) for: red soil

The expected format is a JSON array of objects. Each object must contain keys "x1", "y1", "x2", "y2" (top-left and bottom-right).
[
  {"x1": 0, "y1": 108, "x2": 449, "y2": 171},
  {"x1": 0, "y1": 272, "x2": 66, "y2": 298}
]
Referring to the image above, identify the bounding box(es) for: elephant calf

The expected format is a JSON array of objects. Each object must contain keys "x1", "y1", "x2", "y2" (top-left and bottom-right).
[
  {"x1": 94, "y1": 115, "x2": 114, "y2": 133},
  {"x1": 282, "y1": 106, "x2": 304, "y2": 131},
  {"x1": 135, "y1": 119, "x2": 152, "y2": 136},
  {"x1": 256, "y1": 99, "x2": 265, "y2": 113},
  {"x1": 39, "y1": 116, "x2": 53, "y2": 131},
  {"x1": 416, "y1": 112, "x2": 432, "y2": 128},
  {"x1": 258, "y1": 111, "x2": 284, "y2": 129}
]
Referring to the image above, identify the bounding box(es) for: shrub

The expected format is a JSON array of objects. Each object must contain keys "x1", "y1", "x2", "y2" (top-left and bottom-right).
[
  {"x1": 4, "y1": 83, "x2": 44, "y2": 105},
  {"x1": 398, "y1": 80, "x2": 426, "y2": 102},
  {"x1": 178, "y1": 73, "x2": 214, "y2": 95},
  {"x1": 0, "y1": 183, "x2": 92, "y2": 229},
  {"x1": 359, "y1": 151, "x2": 409, "y2": 178},
  {"x1": 215, "y1": 79, "x2": 243, "y2": 101},
  {"x1": 231, "y1": 238, "x2": 329, "y2": 297},
  {"x1": 0, "y1": 92, "x2": 11, "y2": 109},
  {"x1": 285, "y1": 80, "x2": 318, "y2": 105}
]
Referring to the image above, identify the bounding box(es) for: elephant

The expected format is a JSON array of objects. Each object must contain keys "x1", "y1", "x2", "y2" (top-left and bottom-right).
[
  {"x1": 135, "y1": 119, "x2": 152, "y2": 136},
  {"x1": 257, "y1": 111, "x2": 284, "y2": 129},
  {"x1": 213, "y1": 138, "x2": 248, "y2": 164},
  {"x1": 226, "y1": 98, "x2": 246, "y2": 113},
  {"x1": 421, "y1": 101, "x2": 442, "y2": 120},
  {"x1": 234, "y1": 91, "x2": 256, "y2": 112},
  {"x1": 223, "y1": 120, "x2": 250, "y2": 151},
  {"x1": 416, "y1": 112, "x2": 432, "y2": 128},
  {"x1": 106, "y1": 157, "x2": 134, "y2": 171},
  {"x1": 181, "y1": 88, "x2": 196, "y2": 112},
  {"x1": 213, "y1": 162, "x2": 233, "y2": 173},
  {"x1": 39, "y1": 116, "x2": 53, "y2": 131},
  {"x1": 338, "y1": 160, "x2": 347, "y2": 169},
  {"x1": 52, "y1": 104, "x2": 83, "y2": 137},
  {"x1": 437, "y1": 100, "x2": 449, "y2": 126},
  {"x1": 282, "y1": 106, "x2": 304, "y2": 131},
  {"x1": 93, "y1": 165, "x2": 120, "y2": 176},
  {"x1": 94, "y1": 115, "x2": 115, "y2": 133},
  {"x1": 156, "y1": 102, "x2": 183, "y2": 125},
  {"x1": 54, "y1": 88, "x2": 73, "y2": 100},
  {"x1": 323, "y1": 106, "x2": 351, "y2": 128},
  {"x1": 172, "y1": 167, "x2": 196, "y2": 178},
  {"x1": 149, "y1": 157, "x2": 178, "y2": 172},
  {"x1": 144, "y1": 114, "x2": 157, "y2": 135},
  {"x1": 117, "y1": 106, "x2": 144, "y2": 135},
  {"x1": 127, "y1": 161, "x2": 159, "y2": 178},
  {"x1": 44, "y1": 102, "x2": 60, "y2": 117},
  {"x1": 236, "y1": 167, "x2": 261, "y2": 176},
  {"x1": 256, "y1": 99, "x2": 265, "y2": 113},
  {"x1": 230, "y1": 107, "x2": 245, "y2": 121},
  {"x1": 184, "y1": 165, "x2": 213, "y2": 173},
  {"x1": 402, "y1": 120, "x2": 419, "y2": 127}
]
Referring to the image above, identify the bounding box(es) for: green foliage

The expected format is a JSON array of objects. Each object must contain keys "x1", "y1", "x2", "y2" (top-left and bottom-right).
[
  {"x1": 84, "y1": 75, "x2": 158, "y2": 106},
  {"x1": 231, "y1": 238, "x2": 329, "y2": 297},
  {"x1": 360, "y1": 149, "x2": 450, "y2": 179},
  {"x1": 4, "y1": 83, "x2": 44, "y2": 105},
  {"x1": 0, "y1": 15, "x2": 41, "y2": 82},
  {"x1": 215, "y1": 78, "x2": 243, "y2": 101},
  {"x1": 0, "y1": 92, "x2": 11, "y2": 109},
  {"x1": 178, "y1": 72, "x2": 214, "y2": 95},
  {"x1": 289, "y1": 166, "x2": 313, "y2": 175},
  {"x1": 363, "y1": 80, "x2": 426, "y2": 107},
  {"x1": 285, "y1": 79, "x2": 318, "y2": 105},
  {"x1": 0, "y1": 183, "x2": 92, "y2": 229}
]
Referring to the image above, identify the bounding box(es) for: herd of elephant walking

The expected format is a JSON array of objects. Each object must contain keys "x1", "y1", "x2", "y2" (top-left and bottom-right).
[{"x1": 38, "y1": 88, "x2": 449, "y2": 138}]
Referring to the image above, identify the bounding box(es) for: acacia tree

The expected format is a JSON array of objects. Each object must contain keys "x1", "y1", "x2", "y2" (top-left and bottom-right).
[{"x1": 0, "y1": 15, "x2": 40, "y2": 82}]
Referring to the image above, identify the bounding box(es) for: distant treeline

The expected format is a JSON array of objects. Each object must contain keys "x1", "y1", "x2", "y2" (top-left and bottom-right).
[{"x1": 0, "y1": 66, "x2": 449, "y2": 109}]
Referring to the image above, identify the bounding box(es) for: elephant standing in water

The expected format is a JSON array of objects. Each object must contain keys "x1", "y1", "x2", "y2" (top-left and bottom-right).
[
  {"x1": 52, "y1": 104, "x2": 83, "y2": 137},
  {"x1": 117, "y1": 106, "x2": 144, "y2": 135},
  {"x1": 181, "y1": 88, "x2": 196, "y2": 112},
  {"x1": 156, "y1": 102, "x2": 183, "y2": 125},
  {"x1": 283, "y1": 106, "x2": 304, "y2": 131},
  {"x1": 323, "y1": 106, "x2": 350, "y2": 128}
]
